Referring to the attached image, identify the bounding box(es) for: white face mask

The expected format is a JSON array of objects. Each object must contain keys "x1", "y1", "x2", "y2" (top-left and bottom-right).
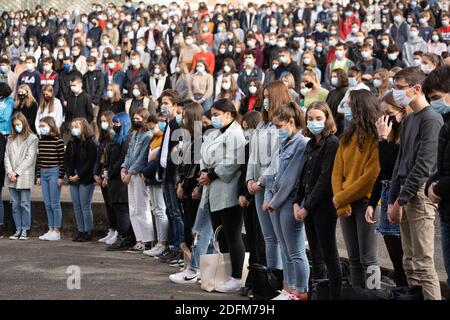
[
  {"x1": 221, "y1": 82, "x2": 231, "y2": 90},
  {"x1": 197, "y1": 66, "x2": 205, "y2": 73},
  {"x1": 393, "y1": 87, "x2": 413, "y2": 106},
  {"x1": 223, "y1": 65, "x2": 231, "y2": 73}
]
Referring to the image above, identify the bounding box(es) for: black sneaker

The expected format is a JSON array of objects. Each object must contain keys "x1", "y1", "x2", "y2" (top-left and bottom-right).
[
  {"x1": 167, "y1": 251, "x2": 183, "y2": 265},
  {"x1": 72, "y1": 231, "x2": 84, "y2": 242},
  {"x1": 107, "y1": 236, "x2": 134, "y2": 251},
  {"x1": 158, "y1": 249, "x2": 178, "y2": 263},
  {"x1": 0, "y1": 225, "x2": 4, "y2": 239}
]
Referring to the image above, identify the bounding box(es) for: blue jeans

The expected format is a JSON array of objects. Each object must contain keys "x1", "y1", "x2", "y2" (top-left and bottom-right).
[
  {"x1": 255, "y1": 189, "x2": 283, "y2": 269},
  {"x1": 0, "y1": 186, "x2": 4, "y2": 225},
  {"x1": 40, "y1": 167, "x2": 62, "y2": 228},
  {"x1": 9, "y1": 188, "x2": 31, "y2": 231},
  {"x1": 272, "y1": 197, "x2": 310, "y2": 292},
  {"x1": 163, "y1": 175, "x2": 184, "y2": 251},
  {"x1": 441, "y1": 217, "x2": 450, "y2": 288},
  {"x1": 190, "y1": 203, "x2": 216, "y2": 271},
  {"x1": 378, "y1": 184, "x2": 401, "y2": 236},
  {"x1": 70, "y1": 183, "x2": 95, "y2": 232}
]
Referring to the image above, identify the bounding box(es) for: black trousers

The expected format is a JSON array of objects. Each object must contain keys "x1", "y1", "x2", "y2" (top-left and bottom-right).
[
  {"x1": 181, "y1": 196, "x2": 200, "y2": 248},
  {"x1": 101, "y1": 186, "x2": 116, "y2": 229},
  {"x1": 210, "y1": 206, "x2": 246, "y2": 279},
  {"x1": 242, "y1": 201, "x2": 266, "y2": 266},
  {"x1": 304, "y1": 200, "x2": 342, "y2": 300},
  {"x1": 113, "y1": 203, "x2": 132, "y2": 239}
]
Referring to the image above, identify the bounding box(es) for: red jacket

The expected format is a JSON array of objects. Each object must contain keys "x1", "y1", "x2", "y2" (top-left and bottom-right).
[
  {"x1": 192, "y1": 51, "x2": 216, "y2": 74},
  {"x1": 339, "y1": 15, "x2": 360, "y2": 41}
]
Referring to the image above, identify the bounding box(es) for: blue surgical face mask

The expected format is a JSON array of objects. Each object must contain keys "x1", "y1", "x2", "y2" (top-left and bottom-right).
[
  {"x1": 263, "y1": 98, "x2": 270, "y2": 111},
  {"x1": 307, "y1": 121, "x2": 326, "y2": 135},
  {"x1": 176, "y1": 114, "x2": 183, "y2": 125},
  {"x1": 331, "y1": 77, "x2": 339, "y2": 87},
  {"x1": 63, "y1": 63, "x2": 72, "y2": 71},
  {"x1": 211, "y1": 116, "x2": 224, "y2": 129},
  {"x1": 348, "y1": 77, "x2": 358, "y2": 87},
  {"x1": 71, "y1": 127, "x2": 81, "y2": 137},
  {"x1": 158, "y1": 121, "x2": 167, "y2": 132},
  {"x1": 278, "y1": 127, "x2": 290, "y2": 140},
  {"x1": 344, "y1": 107, "x2": 353, "y2": 121},
  {"x1": 430, "y1": 94, "x2": 450, "y2": 114},
  {"x1": 39, "y1": 126, "x2": 49, "y2": 136},
  {"x1": 14, "y1": 124, "x2": 23, "y2": 133}
]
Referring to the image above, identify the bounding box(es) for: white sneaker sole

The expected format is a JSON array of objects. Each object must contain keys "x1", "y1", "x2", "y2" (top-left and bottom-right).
[{"x1": 169, "y1": 276, "x2": 198, "y2": 284}]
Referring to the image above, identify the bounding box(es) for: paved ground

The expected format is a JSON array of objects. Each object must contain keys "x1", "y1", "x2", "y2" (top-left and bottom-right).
[{"x1": 0, "y1": 238, "x2": 246, "y2": 300}]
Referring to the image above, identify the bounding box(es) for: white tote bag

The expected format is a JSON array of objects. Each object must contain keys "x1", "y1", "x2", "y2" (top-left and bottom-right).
[{"x1": 200, "y1": 226, "x2": 249, "y2": 292}]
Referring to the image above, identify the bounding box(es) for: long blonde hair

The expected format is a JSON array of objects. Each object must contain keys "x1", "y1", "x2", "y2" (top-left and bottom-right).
[
  {"x1": 39, "y1": 85, "x2": 55, "y2": 114},
  {"x1": 15, "y1": 84, "x2": 37, "y2": 110}
]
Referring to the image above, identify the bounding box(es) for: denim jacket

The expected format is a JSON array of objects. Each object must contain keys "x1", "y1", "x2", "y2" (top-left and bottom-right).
[
  {"x1": 123, "y1": 130, "x2": 151, "y2": 175},
  {"x1": 263, "y1": 130, "x2": 309, "y2": 211}
]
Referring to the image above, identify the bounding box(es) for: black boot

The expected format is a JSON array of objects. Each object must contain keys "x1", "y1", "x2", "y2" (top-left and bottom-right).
[
  {"x1": 72, "y1": 231, "x2": 84, "y2": 242},
  {"x1": 79, "y1": 232, "x2": 92, "y2": 242}
]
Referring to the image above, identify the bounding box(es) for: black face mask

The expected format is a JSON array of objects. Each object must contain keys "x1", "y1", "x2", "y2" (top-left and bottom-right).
[
  {"x1": 113, "y1": 125, "x2": 121, "y2": 134},
  {"x1": 305, "y1": 82, "x2": 314, "y2": 89},
  {"x1": 18, "y1": 94, "x2": 26, "y2": 99},
  {"x1": 202, "y1": 125, "x2": 214, "y2": 133},
  {"x1": 133, "y1": 121, "x2": 142, "y2": 130}
]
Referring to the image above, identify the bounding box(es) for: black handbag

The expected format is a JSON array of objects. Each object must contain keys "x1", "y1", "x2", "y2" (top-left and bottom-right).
[{"x1": 248, "y1": 264, "x2": 283, "y2": 300}]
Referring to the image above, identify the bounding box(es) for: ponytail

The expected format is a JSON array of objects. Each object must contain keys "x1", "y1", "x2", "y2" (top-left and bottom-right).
[{"x1": 272, "y1": 101, "x2": 305, "y2": 129}]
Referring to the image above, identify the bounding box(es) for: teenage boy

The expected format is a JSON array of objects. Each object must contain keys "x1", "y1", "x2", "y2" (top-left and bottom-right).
[{"x1": 388, "y1": 67, "x2": 443, "y2": 300}]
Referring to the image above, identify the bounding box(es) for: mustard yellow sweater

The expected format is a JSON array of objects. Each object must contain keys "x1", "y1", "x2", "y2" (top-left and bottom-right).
[{"x1": 332, "y1": 132, "x2": 380, "y2": 216}]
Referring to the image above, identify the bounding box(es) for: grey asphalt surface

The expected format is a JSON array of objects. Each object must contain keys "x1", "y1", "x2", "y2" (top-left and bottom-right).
[{"x1": 0, "y1": 238, "x2": 247, "y2": 300}]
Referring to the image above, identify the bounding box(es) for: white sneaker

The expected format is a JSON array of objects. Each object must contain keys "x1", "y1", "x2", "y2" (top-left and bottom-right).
[
  {"x1": 271, "y1": 290, "x2": 291, "y2": 300},
  {"x1": 105, "y1": 231, "x2": 118, "y2": 245},
  {"x1": 46, "y1": 231, "x2": 61, "y2": 241},
  {"x1": 9, "y1": 230, "x2": 21, "y2": 240},
  {"x1": 39, "y1": 230, "x2": 52, "y2": 241},
  {"x1": 19, "y1": 230, "x2": 29, "y2": 240},
  {"x1": 169, "y1": 268, "x2": 199, "y2": 284},
  {"x1": 216, "y1": 277, "x2": 242, "y2": 293},
  {"x1": 98, "y1": 229, "x2": 114, "y2": 243},
  {"x1": 143, "y1": 244, "x2": 166, "y2": 257}
]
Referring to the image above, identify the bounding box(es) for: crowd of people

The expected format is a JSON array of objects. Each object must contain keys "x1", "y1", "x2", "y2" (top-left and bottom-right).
[{"x1": 0, "y1": 0, "x2": 449, "y2": 301}]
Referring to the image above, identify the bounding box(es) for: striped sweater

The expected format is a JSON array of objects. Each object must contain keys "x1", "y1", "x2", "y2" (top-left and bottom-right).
[{"x1": 37, "y1": 136, "x2": 65, "y2": 179}]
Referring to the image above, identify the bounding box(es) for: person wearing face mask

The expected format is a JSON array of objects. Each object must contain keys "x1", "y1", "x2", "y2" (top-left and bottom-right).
[
  {"x1": 261, "y1": 101, "x2": 309, "y2": 300},
  {"x1": 99, "y1": 35, "x2": 115, "y2": 62},
  {"x1": 65, "y1": 77, "x2": 94, "y2": 130},
  {"x1": 420, "y1": 52, "x2": 441, "y2": 75},
  {"x1": 338, "y1": 4, "x2": 361, "y2": 41},
  {"x1": 390, "y1": 10, "x2": 410, "y2": 50},
  {"x1": 244, "y1": 35, "x2": 264, "y2": 69},
  {"x1": 103, "y1": 112, "x2": 134, "y2": 251},
  {"x1": 7, "y1": 37, "x2": 25, "y2": 68},
  {"x1": 324, "y1": 42, "x2": 355, "y2": 88},
  {"x1": 4, "y1": 112, "x2": 38, "y2": 241},
  {"x1": 383, "y1": 45, "x2": 407, "y2": 69},
  {"x1": 123, "y1": 52, "x2": 150, "y2": 97},
  {"x1": 24, "y1": 17, "x2": 41, "y2": 45},
  {"x1": 326, "y1": 69, "x2": 348, "y2": 135},
  {"x1": 198, "y1": 98, "x2": 246, "y2": 293},
  {"x1": 237, "y1": 50, "x2": 265, "y2": 96},
  {"x1": 170, "y1": 63, "x2": 191, "y2": 101},
  {"x1": 275, "y1": 48, "x2": 302, "y2": 93},
  {"x1": 300, "y1": 70, "x2": 329, "y2": 109},
  {"x1": 0, "y1": 58, "x2": 18, "y2": 97},
  {"x1": 356, "y1": 44, "x2": 383, "y2": 78},
  {"x1": 101, "y1": 20, "x2": 119, "y2": 47},
  {"x1": 331, "y1": 90, "x2": 382, "y2": 291},
  {"x1": 215, "y1": 73, "x2": 243, "y2": 111},
  {"x1": 65, "y1": 117, "x2": 98, "y2": 242},
  {"x1": 439, "y1": 12, "x2": 450, "y2": 42},
  {"x1": 25, "y1": 36, "x2": 41, "y2": 63},
  {"x1": 179, "y1": 34, "x2": 201, "y2": 72},
  {"x1": 82, "y1": 56, "x2": 105, "y2": 116},
  {"x1": 148, "y1": 46, "x2": 168, "y2": 75},
  {"x1": 336, "y1": 67, "x2": 370, "y2": 121},
  {"x1": 102, "y1": 56, "x2": 126, "y2": 98},
  {"x1": 312, "y1": 22, "x2": 329, "y2": 43},
  {"x1": 143, "y1": 19, "x2": 161, "y2": 52},
  {"x1": 99, "y1": 84, "x2": 125, "y2": 121},
  {"x1": 16, "y1": 56, "x2": 41, "y2": 104},
  {"x1": 293, "y1": 101, "x2": 342, "y2": 300},
  {"x1": 428, "y1": 31, "x2": 447, "y2": 56},
  {"x1": 293, "y1": 0, "x2": 313, "y2": 33},
  {"x1": 364, "y1": 92, "x2": 411, "y2": 289},
  {"x1": 239, "y1": 79, "x2": 263, "y2": 115},
  {"x1": 191, "y1": 39, "x2": 216, "y2": 75},
  {"x1": 35, "y1": 85, "x2": 63, "y2": 131},
  {"x1": 86, "y1": 18, "x2": 103, "y2": 47},
  {"x1": 423, "y1": 65, "x2": 450, "y2": 292},
  {"x1": 149, "y1": 63, "x2": 170, "y2": 100},
  {"x1": 214, "y1": 44, "x2": 232, "y2": 77},
  {"x1": 263, "y1": 33, "x2": 279, "y2": 70},
  {"x1": 58, "y1": 56, "x2": 83, "y2": 108},
  {"x1": 402, "y1": 25, "x2": 428, "y2": 67},
  {"x1": 125, "y1": 81, "x2": 156, "y2": 119},
  {"x1": 418, "y1": 11, "x2": 433, "y2": 42},
  {"x1": 14, "y1": 84, "x2": 38, "y2": 134},
  {"x1": 388, "y1": 67, "x2": 443, "y2": 300},
  {"x1": 190, "y1": 61, "x2": 214, "y2": 110},
  {"x1": 71, "y1": 44, "x2": 87, "y2": 76}
]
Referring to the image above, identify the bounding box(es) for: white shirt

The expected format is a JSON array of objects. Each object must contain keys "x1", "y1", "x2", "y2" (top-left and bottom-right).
[
  {"x1": 35, "y1": 97, "x2": 64, "y2": 130},
  {"x1": 337, "y1": 82, "x2": 371, "y2": 114},
  {"x1": 160, "y1": 124, "x2": 171, "y2": 169}
]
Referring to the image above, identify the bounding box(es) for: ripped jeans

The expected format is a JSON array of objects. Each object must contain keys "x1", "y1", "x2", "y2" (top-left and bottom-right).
[
  {"x1": 9, "y1": 188, "x2": 31, "y2": 231},
  {"x1": 190, "y1": 204, "x2": 216, "y2": 271}
]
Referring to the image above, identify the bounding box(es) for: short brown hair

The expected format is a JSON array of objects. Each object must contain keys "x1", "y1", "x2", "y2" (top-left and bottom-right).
[
  {"x1": 303, "y1": 102, "x2": 336, "y2": 138},
  {"x1": 160, "y1": 89, "x2": 180, "y2": 105},
  {"x1": 393, "y1": 66, "x2": 426, "y2": 86}
]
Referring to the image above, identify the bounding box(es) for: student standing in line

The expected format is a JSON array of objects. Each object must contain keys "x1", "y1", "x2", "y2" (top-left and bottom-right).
[
  {"x1": 263, "y1": 101, "x2": 310, "y2": 300},
  {"x1": 331, "y1": 89, "x2": 381, "y2": 289},
  {"x1": 5, "y1": 112, "x2": 38, "y2": 240},
  {"x1": 36, "y1": 116, "x2": 65, "y2": 241},
  {"x1": 389, "y1": 67, "x2": 443, "y2": 300},
  {"x1": 294, "y1": 101, "x2": 342, "y2": 300},
  {"x1": 65, "y1": 118, "x2": 98, "y2": 242}
]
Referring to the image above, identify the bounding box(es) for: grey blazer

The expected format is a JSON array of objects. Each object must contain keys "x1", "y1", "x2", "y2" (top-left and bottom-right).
[
  {"x1": 170, "y1": 73, "x2": 192, "y2": 101},
  {"x1": 200, "y1": 121, "x2": 246, "y2": 212},
  {"x1": 4, "y1": 134, "x2": 39, "y2": 190}
]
